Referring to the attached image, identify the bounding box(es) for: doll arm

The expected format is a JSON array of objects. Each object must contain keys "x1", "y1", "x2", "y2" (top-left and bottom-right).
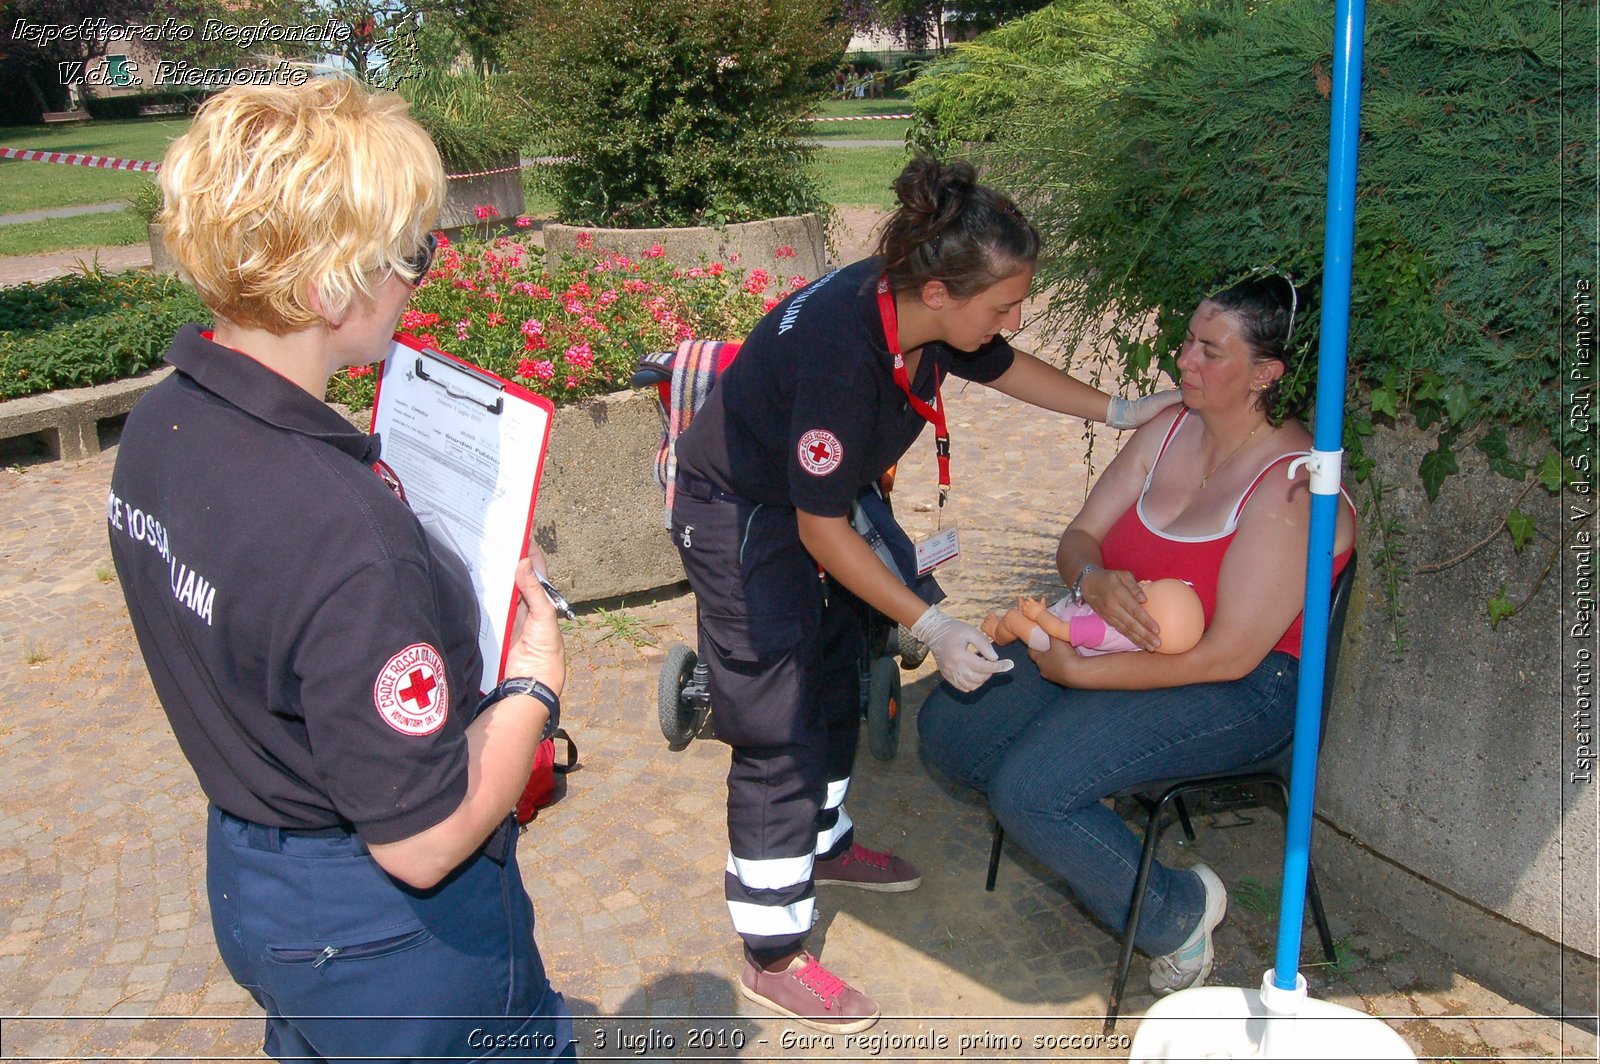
[{"x1": 983, "y1": 598, "x2": 1053, "y2": 651}]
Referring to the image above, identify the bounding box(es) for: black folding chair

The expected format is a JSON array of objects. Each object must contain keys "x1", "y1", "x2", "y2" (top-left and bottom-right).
[{"x1": 984, "y1": 552, "x2": 1358, "y2": 1033}]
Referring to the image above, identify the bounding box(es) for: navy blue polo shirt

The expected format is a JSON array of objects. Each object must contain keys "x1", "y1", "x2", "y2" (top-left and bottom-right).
[
  {"x1": 109, "y1": 325, "x2": 480, "y2": 844},
  {"x1": 674, "y1": 257, "x2": 1015, "y2": 517}
]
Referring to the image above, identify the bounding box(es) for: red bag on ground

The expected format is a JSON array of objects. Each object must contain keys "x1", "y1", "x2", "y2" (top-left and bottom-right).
[{"x1": 516, "y1": 728, "x2": 577, "y2": 824}]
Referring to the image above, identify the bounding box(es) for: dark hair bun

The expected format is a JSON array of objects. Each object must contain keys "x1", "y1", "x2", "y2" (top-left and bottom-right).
[
  {"x1": 891, "y1": 157, "x2": 976, "y2": 240},
  {"x1": 877, "y1": 156, "x2": 1037, "y2": 299}
]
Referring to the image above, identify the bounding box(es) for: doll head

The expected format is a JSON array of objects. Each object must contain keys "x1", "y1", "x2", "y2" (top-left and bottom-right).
[{"x1": 1142, "y1": 579, "x2": 1205, "y2": 654}]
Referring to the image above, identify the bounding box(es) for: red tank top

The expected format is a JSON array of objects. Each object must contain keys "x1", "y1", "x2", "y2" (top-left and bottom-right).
[{"x1": 1099, "y1": 411, "x2": 1354, "y2": 659}]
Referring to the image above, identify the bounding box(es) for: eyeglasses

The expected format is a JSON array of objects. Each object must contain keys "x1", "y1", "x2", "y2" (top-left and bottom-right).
[
  {"x1": 1237, "y1": 265, "x2": 1299, "y2": 345},
  {"x1": 1279, "y1": 272, "x2": 1299, "y2": 345},
  {"x1": 398, "y1": 232, "x2": 438, "y2": 286}
]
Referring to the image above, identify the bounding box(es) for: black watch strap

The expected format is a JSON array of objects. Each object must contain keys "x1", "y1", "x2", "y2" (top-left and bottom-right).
[{"x1": 480, "y1": 677, "x2": 560, "y2": 741}]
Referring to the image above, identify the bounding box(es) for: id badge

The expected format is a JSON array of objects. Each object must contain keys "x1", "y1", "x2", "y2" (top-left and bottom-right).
[{"x1": 915, "y1": 527, "x2": 960, "y2": 576}]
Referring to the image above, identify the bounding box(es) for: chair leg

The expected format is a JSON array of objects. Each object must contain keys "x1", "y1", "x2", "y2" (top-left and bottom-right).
[
  {"x1": 985, "y1": 822, "x2": 1005, "y2": 893},
  {"x1": 1265, "y1": 779, "x2": 1338, "y2": 965},
  {"x1": 1306, "y1": 863, "x2": 1337, "y2": 964},
  {"x1": 1105, "y1": 798, "x2": 1170, "y2": 1035},
  {"x1": 1174, "y1": 794, "x2": 1197, "y2": 842}
]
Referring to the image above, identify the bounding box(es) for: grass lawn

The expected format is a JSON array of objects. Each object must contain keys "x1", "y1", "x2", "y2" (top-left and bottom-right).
[
  {"x1": 0, "y1": 117, "x2": 184, "y2": 215},
  {"x1": 808, "y1": 93, "x2": 913, "y2": 143},
  {"x1": 815, "y1": 145, "x2": 911, "y2": 209},
  {"x1": 0, "y1": 209, "x2": 146, "y2": 258}
]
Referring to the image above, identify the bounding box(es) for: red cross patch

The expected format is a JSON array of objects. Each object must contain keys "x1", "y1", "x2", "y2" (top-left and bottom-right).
[
  {"x1": 797, "y1": 429, "x2": 844, "y2": 476},
  {"x1": 373, "y1": 643, "x2": 450, "y2": 736}
]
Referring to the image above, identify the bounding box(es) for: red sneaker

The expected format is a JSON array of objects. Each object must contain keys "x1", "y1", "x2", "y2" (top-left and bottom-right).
[
  {"x1": 813, "y1": 842, "x2": 922, "y2": 892},
  {"x1": 739, "y1": 953, "x2": 880, "y2": 1033}
]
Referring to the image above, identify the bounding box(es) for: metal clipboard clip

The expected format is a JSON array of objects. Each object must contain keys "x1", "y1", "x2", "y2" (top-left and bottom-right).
[{"x1": 414, "y1": 353, "x2": 504, "y2": 415}]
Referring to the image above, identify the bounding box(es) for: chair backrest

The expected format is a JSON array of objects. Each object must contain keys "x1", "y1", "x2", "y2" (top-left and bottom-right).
[{"x1": 1315, "y1": 549, "x2": 1359, "y2": 740}]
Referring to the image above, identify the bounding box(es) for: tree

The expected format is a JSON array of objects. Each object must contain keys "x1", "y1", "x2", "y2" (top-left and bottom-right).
[
  {"x1": 943, "y1": 0, "x2": 1054, "y2": 38},
  {"x1": 505, "y1": 0, "x2": 847, "y2": 227},
  {"x1": 314, "y1": 0, "x2": 419, "y2": 83},
  {"x1": 153, "y1": 0, "x2": 323, "y2": 70},
  {"x1": 0, "y1": 0, "x2": 160, "y2": 114},
  {"x1": 843, "y1": 0, "x2": 944, "y2": 51}
]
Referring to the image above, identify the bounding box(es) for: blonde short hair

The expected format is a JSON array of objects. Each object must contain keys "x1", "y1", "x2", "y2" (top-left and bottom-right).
[{"x1": 158, "y1": 77, "x2": 446, "y2": 333}]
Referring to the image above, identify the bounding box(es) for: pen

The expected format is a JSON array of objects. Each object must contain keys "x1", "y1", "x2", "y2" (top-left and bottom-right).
[{"x1": 534, "y1": 570, "x2": 577, "y2": 620}]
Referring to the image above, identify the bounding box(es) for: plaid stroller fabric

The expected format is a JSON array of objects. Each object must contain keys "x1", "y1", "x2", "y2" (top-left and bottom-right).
[{"x1": 657, "y1": 339, "x2": 740, "y2": 527}]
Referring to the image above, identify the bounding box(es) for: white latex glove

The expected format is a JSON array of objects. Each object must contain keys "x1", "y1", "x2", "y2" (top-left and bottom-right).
[
  {"x1": 911, "y1": 605, "x2": 1015, "y2": 693},
  {"x1": 1106, "y1": 389, "x2": 1183, "y2": 430}
]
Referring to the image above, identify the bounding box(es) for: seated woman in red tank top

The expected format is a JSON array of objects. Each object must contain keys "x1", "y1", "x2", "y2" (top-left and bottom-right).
[{"x1": 919, "y1": 273, "x2": 1355, "y2": 998}]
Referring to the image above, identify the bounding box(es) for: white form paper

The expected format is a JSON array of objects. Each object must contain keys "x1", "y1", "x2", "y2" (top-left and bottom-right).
[{"x1": 370, "y1": 337, "x2": 553, "y2": 694}]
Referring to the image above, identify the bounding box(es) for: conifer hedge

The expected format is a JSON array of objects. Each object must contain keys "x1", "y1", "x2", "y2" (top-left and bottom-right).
[{"x1": 911, "y1": 0, "x2": 1593, "y2": 499}]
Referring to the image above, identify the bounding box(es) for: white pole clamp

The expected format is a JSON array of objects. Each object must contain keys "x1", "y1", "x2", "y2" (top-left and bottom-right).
[{"x1": 1286, "y1": 448, "x2": 1344, "y2": 496}]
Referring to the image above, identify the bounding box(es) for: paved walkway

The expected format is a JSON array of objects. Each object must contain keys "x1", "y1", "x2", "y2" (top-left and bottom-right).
[
  {"x1": 0, "y1": 243, "x2": 151, "y2": 286},
  {"x1": 0, "y1": 203, "x2": 132, "y2": 227}
]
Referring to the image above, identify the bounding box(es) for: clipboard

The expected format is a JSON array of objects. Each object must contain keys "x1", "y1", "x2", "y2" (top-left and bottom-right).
[{"x1": 370, "y1": 333, "x2": 555, "y2": 695}]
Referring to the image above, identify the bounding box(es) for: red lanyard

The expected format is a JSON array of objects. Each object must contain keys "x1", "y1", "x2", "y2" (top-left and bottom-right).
[{"x1": 877, "y1": 275, "x2": 951, "y2": 506}]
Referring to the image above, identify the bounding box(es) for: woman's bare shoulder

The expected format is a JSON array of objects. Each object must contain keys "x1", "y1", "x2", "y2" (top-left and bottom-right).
[
  {"x1": 1119, "y1": 402, "x2": 1186, "y2": 461},
  {"x1": 1272, "y1": 418, "x2": 1314, "y2": 452}
]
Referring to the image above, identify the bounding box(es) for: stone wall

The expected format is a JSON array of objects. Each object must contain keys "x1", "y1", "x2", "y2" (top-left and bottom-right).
[{"x1": 1314, "y1": 423, "x2": 1596, "y2": 1013}]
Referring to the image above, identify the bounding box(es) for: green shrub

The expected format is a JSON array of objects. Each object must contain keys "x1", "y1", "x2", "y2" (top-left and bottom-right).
[
  {"x1": 912, "y1": 0, "x2": 1593, "y2": 492},
  {"x1": 130, "y1": 179, "x2": 162, "y2": 225},
  {"x1": 504, "y1": 0, "x2": 846, "y2": 227},
  {"x1": 397, "y1": 69, "x2": 524, "y2": 172},
  {"x1": 0, "y1": 272, "x2": 207, "y2": 399}
]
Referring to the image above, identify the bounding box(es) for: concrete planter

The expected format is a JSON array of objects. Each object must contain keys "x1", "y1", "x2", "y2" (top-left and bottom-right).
[
  {"x1": 148, "y1": 223, "x2": 175, "y2": 275},
  {"x1": 147, "y1": 157, "x2": 528, "y2": 272},
  {"x1": 544, "y1": 212, "x2": 827, "y2": 282},
  {"x1": 529, "y1": 388, "x2": 681, "y2": 604},
  {"x1": 439, "y1": 156, "x2": 525, "y2": 230},
  {"x1": 0, "y1": 367, "x2": 173, "y2": 460}
]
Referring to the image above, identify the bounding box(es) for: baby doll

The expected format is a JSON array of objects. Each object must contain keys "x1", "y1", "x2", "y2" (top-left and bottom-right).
[{"x1": 982, "y1": 578, "x2": 1205, "y2": 656}]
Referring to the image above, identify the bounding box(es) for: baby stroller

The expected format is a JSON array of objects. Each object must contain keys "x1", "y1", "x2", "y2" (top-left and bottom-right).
[{"x1": 630, "y1": 340, "x2": 935, "y2": 761}]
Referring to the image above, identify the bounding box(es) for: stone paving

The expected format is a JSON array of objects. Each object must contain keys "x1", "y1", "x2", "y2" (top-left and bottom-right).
[{"x1": 1, "y1": 240, "x2": 1595, "y2": 1061}]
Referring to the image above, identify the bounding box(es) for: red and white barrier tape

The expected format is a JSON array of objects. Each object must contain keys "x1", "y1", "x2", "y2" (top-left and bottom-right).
[
  {"x1": 0, "y1": 149, "x2": 540, "y2": 180},
  {"x1": 0, "y1": 146, "x2": 161, "y2": 172},
  {"x1": 446, "y1": 163, "x2": 523, "y2": 179},
  {"x1": 808, "y1": 113, "x2": 912, "y2": 122}
]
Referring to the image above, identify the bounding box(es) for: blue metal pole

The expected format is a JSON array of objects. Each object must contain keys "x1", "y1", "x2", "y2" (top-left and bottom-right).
[{"x1": 1272, "y1": 0, "x2": 1367, "y2": 991}]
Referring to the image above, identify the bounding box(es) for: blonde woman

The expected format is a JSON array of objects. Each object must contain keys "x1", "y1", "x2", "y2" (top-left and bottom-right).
[{"x1": 109, "y1": 78, "x2": 573, "y2": 1061}]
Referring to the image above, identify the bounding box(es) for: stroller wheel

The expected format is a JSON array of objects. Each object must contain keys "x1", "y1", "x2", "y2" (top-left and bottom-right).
[
  {"x1": 866, "y1": 655, "x2": 901, "y2": 761},
  {"x1": 658, "y1": 643, "x2": 708, "y2": 750},
  {"x1": 896, "y1": 624, "x2": 929, "y2": 669}
]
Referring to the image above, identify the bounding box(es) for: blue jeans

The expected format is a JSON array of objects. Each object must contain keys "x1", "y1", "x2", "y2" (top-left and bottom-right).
[{"x1": 918, "y1": 644, "x2": 1298, "y2": 956}]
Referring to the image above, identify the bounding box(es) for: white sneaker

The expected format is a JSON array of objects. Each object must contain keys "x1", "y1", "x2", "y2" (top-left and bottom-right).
[{"x1": 1148, "y1": 863, "x2": 1227, "y2": 995}]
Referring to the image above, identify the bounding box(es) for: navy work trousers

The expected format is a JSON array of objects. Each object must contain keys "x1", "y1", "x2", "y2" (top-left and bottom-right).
[
  {"x1": 206, "y1": 806, "x2": 573, "y2": 1063},
  {"x1": 672, "y1": 482, "x2": 864, "y2": 959}
]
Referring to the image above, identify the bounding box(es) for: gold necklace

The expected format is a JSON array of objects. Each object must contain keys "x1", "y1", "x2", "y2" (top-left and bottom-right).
[{"x1": 1198, "y1": 423, "x2": 1264, "y2": 489}]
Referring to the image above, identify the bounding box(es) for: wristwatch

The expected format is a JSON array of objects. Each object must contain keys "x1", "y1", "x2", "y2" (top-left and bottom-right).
[
  {"x1": 480, "y1": 676, "x2": 560, "y2": 741},
  {"x1": 1069, "y1": 564, "x2": 1101, "y2": 606}
]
